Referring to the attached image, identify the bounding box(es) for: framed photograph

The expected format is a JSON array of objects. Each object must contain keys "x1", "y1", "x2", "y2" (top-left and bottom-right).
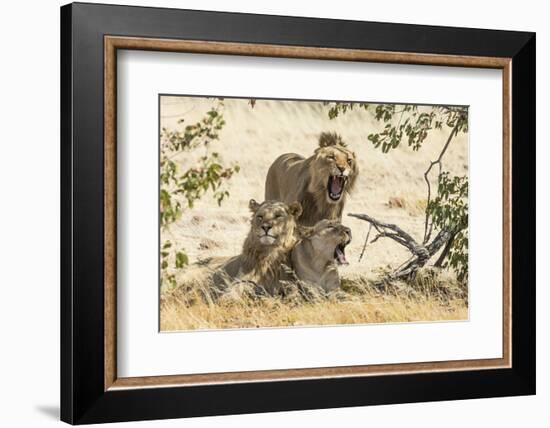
[{"x1": 60, "y1": 2, "x2": 536, "y2": 424}]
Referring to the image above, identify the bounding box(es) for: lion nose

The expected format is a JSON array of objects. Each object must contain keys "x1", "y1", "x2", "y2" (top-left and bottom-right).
[
  {"x1": 337, "y1": 166, "x2": 346, "y2": 175},
  {"x1": 262, "y1": 224, "x2": 272, "y2": 234},
  {"x1": 344, "y1": 227, "x2": 352, "y2": 242}
]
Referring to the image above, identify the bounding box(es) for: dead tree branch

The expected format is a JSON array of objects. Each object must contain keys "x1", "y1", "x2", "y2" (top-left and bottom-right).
[
  {"x1": 348, "y1": 213, "x2": 454, "y2": 281},
  {"x1": 349, "y1": 213, "x2": 429, "y2": 258}
]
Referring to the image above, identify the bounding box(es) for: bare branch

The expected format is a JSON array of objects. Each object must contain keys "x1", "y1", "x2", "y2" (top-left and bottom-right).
[
  {"x1": 349, "y1": 212, "x2": 454, "y2": 281},
  {"x1": 390, "y1": 229, "x2": 454, "y2": 280},
  {"x1": 348, "y1": 213, "x2": 419, "y2": 249},
  {"x1": 422, "y1": 122, "x2": 461, "y2": 243},
  {"x1": 358, "y1": 223, "x2": 373, "y2": 262}
]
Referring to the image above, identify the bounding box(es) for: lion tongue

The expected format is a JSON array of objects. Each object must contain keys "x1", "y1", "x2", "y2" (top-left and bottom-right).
[
  {"x1": 331, "y1": 176, "x2": 343, "y2": 194},
  {"x1": 335, "y1": 247, "x2": 348, "y2": 265}
]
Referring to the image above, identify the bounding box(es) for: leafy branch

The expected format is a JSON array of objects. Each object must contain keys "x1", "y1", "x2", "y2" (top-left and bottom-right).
[
  {"x1": 324, "y1": 102, "x2": 371, "y2": 120},
  {"x1": 327, "y1": 102, "x2": 469, "y2": 283},
  {"x1": 428, "y1": 172, "x2": 469, "y2": 282},
  {"x1": 422, "y1": 121, "x2": 460, "y2": 243},
  {"x1": 160, "y1": 100, "x2": 239, "y2": 288}
]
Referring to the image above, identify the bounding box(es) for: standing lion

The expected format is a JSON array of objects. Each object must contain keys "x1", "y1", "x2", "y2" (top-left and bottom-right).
[{"x1": 264, "y1": 132, "x2": 358, "y2": 227}]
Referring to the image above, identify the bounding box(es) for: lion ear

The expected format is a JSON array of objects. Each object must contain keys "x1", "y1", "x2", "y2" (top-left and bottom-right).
[
  {"x1": 297, "y1": 225, "x2": 314, "y2": 239},
  {"x1": 249, "y1": 199, "x2": 261, "y2": 213},
  {"x1": 288, "y1": 201, "x2": 302, "y2": 218}
]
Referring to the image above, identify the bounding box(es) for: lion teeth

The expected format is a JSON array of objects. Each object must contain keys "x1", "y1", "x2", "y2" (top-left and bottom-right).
[
  {"x1": 328, "y1": 175, "x2": 345, "y2": 200},
  {"x1": 334, "y1": 246, "x2": 348, "y2": 265}
]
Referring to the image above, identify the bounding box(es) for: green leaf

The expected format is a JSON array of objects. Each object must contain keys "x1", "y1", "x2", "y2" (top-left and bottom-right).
[{"x1": 175, "y1": 251, "x2": 188, "y2": 268}]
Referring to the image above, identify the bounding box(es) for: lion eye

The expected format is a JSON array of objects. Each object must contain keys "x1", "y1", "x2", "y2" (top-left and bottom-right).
[
  {"x1": 347, "y1": 159, "x2": 353, "y2": 166},
  {"x1": 257, "y1": 215, "x2": 263, "y2": 221},
  {"x1": 328, "y1": 155, "x2": 335, "y2": 160}
]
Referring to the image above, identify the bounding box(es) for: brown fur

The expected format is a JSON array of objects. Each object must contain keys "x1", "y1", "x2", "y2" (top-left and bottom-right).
[
  {"x1": 215, "y1": 199, "x2": 302, "y2": 295},
  {"x1": 318, "y1": 131, "x2": 347, "y2": 148},
  {"x1": 265, "y1": 133, "x2": 358, "y2": 227},
  {"x1": 291, "y1": 220, "x2": 352, "y2": 292}
]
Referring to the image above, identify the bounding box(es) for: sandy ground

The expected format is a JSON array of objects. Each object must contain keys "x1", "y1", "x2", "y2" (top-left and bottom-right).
[{"x1": 160, "y1": 96, "x2": 468, "y2": 282}]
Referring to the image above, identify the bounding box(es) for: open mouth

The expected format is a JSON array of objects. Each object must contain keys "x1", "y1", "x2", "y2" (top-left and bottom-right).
[
  {"x1": 327, "y1": 175, "x2": 346, "y2": 201},
  {"x1": 334, "y1": 242, "x2": 349, "y2": 265}
]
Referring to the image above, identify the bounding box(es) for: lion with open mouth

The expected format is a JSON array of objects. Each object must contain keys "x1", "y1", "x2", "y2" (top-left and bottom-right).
[
  {"x1": 291, "y1": 219, "x2": 352, "y2": 292},
  {"x1": 264, "y1": 132, "x2": 358, "y2": 227}
]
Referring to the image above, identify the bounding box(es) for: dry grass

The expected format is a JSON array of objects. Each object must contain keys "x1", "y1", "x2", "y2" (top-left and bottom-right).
[
  {"x1": 387, "y1": 196, "x2": 427, "y2": 216},
  {"x1": 160, "y1": 268, "x2": 467, "y2": 331}
]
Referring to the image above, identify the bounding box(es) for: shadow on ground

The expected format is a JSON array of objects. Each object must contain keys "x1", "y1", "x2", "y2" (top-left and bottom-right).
[{"x1": 35, "y1": 405, "x2": 59, "y2": 420}]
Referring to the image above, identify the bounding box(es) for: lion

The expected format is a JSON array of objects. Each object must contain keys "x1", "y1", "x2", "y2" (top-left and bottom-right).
[
  {"x1": 214, "y1": 199, "x2": 302, "y2": 295},
  {"x1": 291, "y1": 219, "x2": 352, "y2": 292},
  {"x1": 264, "y1": 132, "x2": 358, "y2": 227}
]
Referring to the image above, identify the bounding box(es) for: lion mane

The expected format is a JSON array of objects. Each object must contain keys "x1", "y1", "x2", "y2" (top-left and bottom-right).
[
  {"x1": 264, "y1": 132, "x2": 358, "y2": 227},
  {"x1": 215, "y1": 199, "x2": 302, "y2": 295}
]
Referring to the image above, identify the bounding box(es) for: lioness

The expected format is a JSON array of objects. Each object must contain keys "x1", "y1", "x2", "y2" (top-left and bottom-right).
[
  {"x1": 291, "y1": 219, "x2": 352, "y2": 292},
  {"x1": 265, "y1": 132, "x2": 358, "y2": 227},
  {"x1": 215, "y1": 199, "x2": 302, "y2": 295}
]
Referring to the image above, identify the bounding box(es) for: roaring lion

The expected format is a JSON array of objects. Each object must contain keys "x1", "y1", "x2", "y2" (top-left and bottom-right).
[
  {"x1": 291, "y1": 219, "x2": 352, "y2": 292},
  {"x1": 214, "y1": 199, "x2": 302, "y2": 295},
  {"x1": 265, "y1": 132, "x2": 358, "y2": 227}
]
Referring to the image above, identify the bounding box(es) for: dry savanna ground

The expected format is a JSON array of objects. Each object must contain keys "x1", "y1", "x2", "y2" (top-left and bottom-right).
[{"x1": 160, "y1": 96, "x2": 469, "y2": 331}]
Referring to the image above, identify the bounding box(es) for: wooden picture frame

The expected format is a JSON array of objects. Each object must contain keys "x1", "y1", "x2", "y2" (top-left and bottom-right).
[{"x1": 61, "y1": 2, "x2": 535, "y2": 424}]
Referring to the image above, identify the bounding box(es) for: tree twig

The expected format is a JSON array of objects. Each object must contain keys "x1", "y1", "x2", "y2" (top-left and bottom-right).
[
  {"x1": 358, "y1": 223, "x2": 373, "y2": 262},
  {"x1": 422, "y1": 122, "x2": 460, "y2": 244}
]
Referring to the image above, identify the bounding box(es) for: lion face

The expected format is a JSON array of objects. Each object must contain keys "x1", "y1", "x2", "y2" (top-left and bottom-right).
[
  {"x1": 248, "y1": 199, "x2": 302, "y2": 247},
  {"x1": 306, "y1": 219, "x2": 352, "y2": 265},
  {"x1": 311, "y1": 146, "x2": 358, "y2": 204}
]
